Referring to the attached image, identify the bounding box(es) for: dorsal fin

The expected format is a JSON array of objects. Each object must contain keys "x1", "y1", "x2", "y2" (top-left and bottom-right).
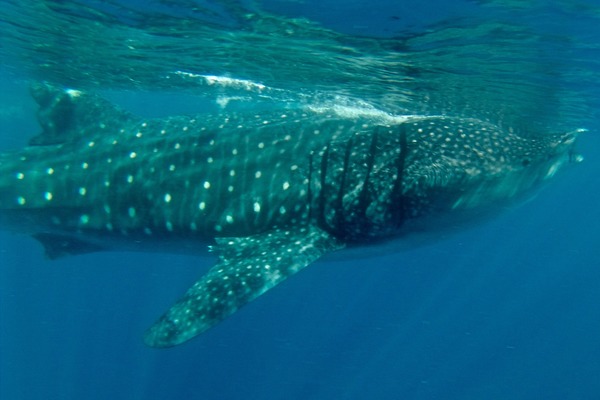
[{"x1": 29, "y1": 82, "x2": 139, "y2": 146}]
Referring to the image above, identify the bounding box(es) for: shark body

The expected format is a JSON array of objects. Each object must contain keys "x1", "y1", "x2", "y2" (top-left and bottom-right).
[{"x1": 0, "y1": 84, "x2": 583, "y2": 347}]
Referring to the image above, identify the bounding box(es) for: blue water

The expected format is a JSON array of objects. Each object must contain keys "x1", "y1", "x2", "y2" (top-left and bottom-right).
[{"x1": 1, "y1": 1, "x2": 600, "y2": 399}]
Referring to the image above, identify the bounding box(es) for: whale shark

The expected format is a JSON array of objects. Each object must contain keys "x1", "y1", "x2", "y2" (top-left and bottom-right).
[{"x1": 0, "y1": 83, "x2": 584, "y2": 347}]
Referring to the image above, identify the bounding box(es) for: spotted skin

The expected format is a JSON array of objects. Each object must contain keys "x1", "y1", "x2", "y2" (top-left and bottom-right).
[
  {"x1": 144, "y1": 225, "x2": 342, "y2": 347},
  {"x1": 0, "y1": 84, "x2": 583, "y2": 347}
]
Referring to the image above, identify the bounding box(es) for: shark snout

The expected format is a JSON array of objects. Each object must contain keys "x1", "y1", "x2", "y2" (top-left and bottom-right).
[
  {"x1": 564, "y1": 128, "x2": 587, "y2": 164},
  {"x1": 548, "y1": 128, "x2": 586, "y2": 164}
]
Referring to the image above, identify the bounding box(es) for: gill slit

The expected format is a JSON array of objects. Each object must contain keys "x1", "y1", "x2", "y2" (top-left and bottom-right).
[
  {"x1": 357, "y1": 129, "x2": 379, "y2": 219},
  {"x1": 391, "y1": 125, "x2": 408, "y2": 227}
]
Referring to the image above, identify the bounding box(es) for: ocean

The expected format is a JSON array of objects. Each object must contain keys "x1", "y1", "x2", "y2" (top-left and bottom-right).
[{"x1": 1, "y1": 1, "x2": 599, "y2": 399}]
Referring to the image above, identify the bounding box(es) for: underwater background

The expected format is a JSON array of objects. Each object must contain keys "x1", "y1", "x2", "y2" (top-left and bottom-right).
[{"x1": 1, "y1": 1, "x2": 600, "y2": 399}]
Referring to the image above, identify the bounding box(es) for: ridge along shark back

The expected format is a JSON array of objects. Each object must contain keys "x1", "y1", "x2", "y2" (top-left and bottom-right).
[{"x1": 0, "y1": 83, "x2": 585, "y2": 347}]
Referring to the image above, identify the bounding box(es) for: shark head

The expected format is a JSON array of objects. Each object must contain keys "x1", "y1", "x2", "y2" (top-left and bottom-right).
[
  {"x1": 317, "y1": 117, "x2": 586, "y2": 244},
  {"x1": 395, "y1": 121, "x2": 586, "y2": 231},
  {"x1": 523, "y1": 128, "x2": 586, "y2": 179}
]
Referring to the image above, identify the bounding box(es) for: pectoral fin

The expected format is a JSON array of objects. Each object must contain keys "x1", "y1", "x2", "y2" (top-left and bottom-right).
[{"x1": 144, "y1": 225, "x2": 343, "y2": 348}]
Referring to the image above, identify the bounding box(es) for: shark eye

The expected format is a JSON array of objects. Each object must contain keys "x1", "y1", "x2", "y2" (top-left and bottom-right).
[{"x1": 522, "y1": 158, "x2": 531, "y2": 167}]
